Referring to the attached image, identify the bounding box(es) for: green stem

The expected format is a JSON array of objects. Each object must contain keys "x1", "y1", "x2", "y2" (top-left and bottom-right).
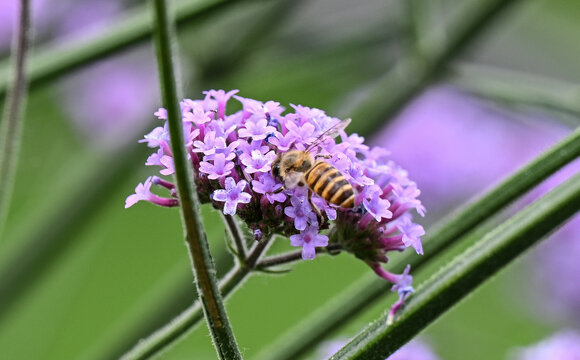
[
  {"x1": 150, "y1": 1, "x2": 241, "y2": 358},
  {"x1": 223, "y1": 215, "x2": 247, "y2": 260},
  {"x1": 451, "y1": 62, "x2": 580, "y2": 119},
  {"x1": 121, "y1": 236, "x2": 271, "y2": 360},
  {"x1": 331, "y1": 174, "x2": 580, "y2": 360},
  {"x1": 262, "y1": 126, "x2": 580, "y2": 360},
  {"x1": 257, "y1": 244, "x2": 342, "y2": 268},
  {"x1": 346, "y1": 0, "x2": 524, "y2": 132},
  {"x1": 0, "y1": 0, "x2": 31, "y2": 236},
  {"x1": 0, "y1": 0, "x2": 254, "y2": 100}
]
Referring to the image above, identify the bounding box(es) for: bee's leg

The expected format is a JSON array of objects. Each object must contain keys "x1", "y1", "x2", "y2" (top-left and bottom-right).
[
  {"x1": 308, "y1": 188, "x2": 326, "y2": 226},
  {"x1": 315, "y1": 154, "x2": 332, "y2": 160}
]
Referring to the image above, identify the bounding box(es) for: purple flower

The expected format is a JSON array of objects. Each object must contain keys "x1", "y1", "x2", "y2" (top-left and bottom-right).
[
  {"x1": 290, "y1": 226, "x2": 329, "y2": 260},
  {"x1": 284, "y1": 195, "x2": 317, "y2": 231},
  {"x1": 128, "y1": 89, "x2": 426, "y2": 302},
  {"x1": 204, "y1": 89, "x2": 239, "y2": 119},
  {"x1": 239, "y1": 149, "x2": 277, "y2": 174},
  {"x1": 199, "y1": 153, "x2": 235, "y2": 180},
  {"x1": 512, "y1": 331, "x2": 580, "y2": 360},
  {"x1": 125, "y1": 177, "x2": 177, "y2": 208},
  {"x1": 192, "y1": 131, "x2": 223, "y2": 155},
  {"x1": 154, "y1": 108, "x2": 167, "y2": 120},
  {"x1": 268, "y1": 131, "x2": 297, "y2": 151},
  {"x1": 252, "y1": 174, "x2": 286, "y2": 204},
  {"x1": 397, "y1": 215, "x2": 426, "y2": 255},
  {"x1": 159, "y1": 155, "x2": 175, "y2": 176},
  {"x1": 238, "y1": 118, "x2": 277, "y2": 140},
  {"x1": 285, "y1": 120, "x2": 317, "y2": 144},
  {"x1": 363, "y1": 185, "x2": 393, "y2": 222},
  {"x1": 139, "y1": 124, "x2": 168, "y2": 148},
  {"x1": 212, "y1": 177, "x2": 252, "y2": 215},
  {"x1": 183, "y1": 102, "x2": 212, "y2": 125}
]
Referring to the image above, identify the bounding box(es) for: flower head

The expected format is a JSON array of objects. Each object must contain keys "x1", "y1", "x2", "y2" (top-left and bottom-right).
[{"x1": 126, "y1": 90, "x2": 426, "y2": 302}]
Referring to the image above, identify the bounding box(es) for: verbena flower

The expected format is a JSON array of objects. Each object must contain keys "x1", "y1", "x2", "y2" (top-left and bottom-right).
[
  {"x1": 510, "y1": 331, "x2": 580, "y2": 360},
  {"x1": 126, "y1": 90, "x2": 425, "y2": 302}
]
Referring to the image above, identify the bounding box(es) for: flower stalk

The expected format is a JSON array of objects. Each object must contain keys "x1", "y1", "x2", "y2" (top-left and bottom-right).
[
  {"x1": 0, "y1": 0, "x2": 31, "y2": 236},
  {"x1": 149, "y1": 1, "x2": 241, "y2": 359},
  {"x1": 330, "y1": 172, "x2": 580, "y2": 360},
  {"x1": 122, "y1": 235, "x2": 272, "y2": 360},
  {"x1": 260, "y1": 125, "x2": 580, "y2": 360}
]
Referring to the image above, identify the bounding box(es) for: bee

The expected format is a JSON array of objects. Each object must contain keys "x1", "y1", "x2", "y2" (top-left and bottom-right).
[{"x1": 271, "y1": 118, "x2": 355, "y2": 209}]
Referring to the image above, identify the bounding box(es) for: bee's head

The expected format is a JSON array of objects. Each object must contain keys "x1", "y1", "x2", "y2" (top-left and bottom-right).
[{"x1": 271, "y1": 154, "x2": 282, "y2": 182}]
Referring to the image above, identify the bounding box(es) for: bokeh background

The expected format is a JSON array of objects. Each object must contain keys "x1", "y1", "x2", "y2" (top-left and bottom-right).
[{"x1": 1, "y1": 0, "x2": 579, "y2": 359}]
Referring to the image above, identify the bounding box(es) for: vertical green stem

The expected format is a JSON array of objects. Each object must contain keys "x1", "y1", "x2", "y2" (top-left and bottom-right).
[
  {"x1": 121, "y1": 236, "x2": 272, "y2": 360},
  {"x1": 0, "y1": 0, "x2": 31, "y2": 237},
  {"x1": 223, "y1": 214, "x2": 247, "y2": 260},
  {"x1": 149, "y1": 1, "x2": 241, "y2": 359}
]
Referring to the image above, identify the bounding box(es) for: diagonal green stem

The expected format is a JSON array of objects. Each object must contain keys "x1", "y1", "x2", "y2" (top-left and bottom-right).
[
  {"x1": 150, "y1": 1, "x2": 241, "y2": 358},
  {"x1": 121, "y1": 236, "x2": 271, "y2": 360},
  {"x1": 346, "y1": 0, "x2": 524, "y2": 132},
  {"x1": 0, "y1": 0, "x2": 255, "y2": 100},
  {"x1": 0, "y1": 0, "x2": 31, "y2": 236},
  {"x1": 331, "y1": 174, "x2": 580, "y2": 360},
  {"x1": 451, "y1": 62, "x2": 580, "y2": 119},
  {"x1": 262, "y1": 126, "x2": 580, "y2": 360}
]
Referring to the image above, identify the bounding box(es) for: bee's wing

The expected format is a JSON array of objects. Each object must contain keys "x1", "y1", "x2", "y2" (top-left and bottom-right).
[
  {"x1": 305, "y1": 118, "x2": 351, "y2": 152},
  {"x1": 284, "y1": 171, "x2": 304, "y2": 189}
]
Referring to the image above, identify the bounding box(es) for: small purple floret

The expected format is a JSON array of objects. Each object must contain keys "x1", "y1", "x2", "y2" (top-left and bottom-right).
[
  {"x1": 212, "y1": 177, "x2": 252, "y2": 215},
  {"x1": 290, "y1": 226, "x2": 329, "y2": 260}
]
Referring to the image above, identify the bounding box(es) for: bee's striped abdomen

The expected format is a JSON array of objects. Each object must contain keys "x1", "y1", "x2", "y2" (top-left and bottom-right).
[{"x1": 304, "y1": 161, "x2": 355, "y2": 208}]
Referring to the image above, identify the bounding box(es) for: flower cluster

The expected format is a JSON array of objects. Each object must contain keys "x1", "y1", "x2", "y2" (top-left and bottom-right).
[{"x1": 126, "y1": 90, "x2": 425, "y2": 298}]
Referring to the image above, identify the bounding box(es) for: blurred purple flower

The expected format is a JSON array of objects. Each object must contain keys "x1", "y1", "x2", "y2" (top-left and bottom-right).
[
  {"x1": 511, "y1": 331, "x2": 580, "y2": 360},
  {"x1": 318, "y1": 338, "x2": 439, "y2": 360},
  {"x1": 373, "y1": 85, "x2": 580, "y2": 323},
  {"x1": 60, "y1": 51, "x2": 159, "y2": 147},
  {"x1": 374, "y1": 86, "x2": 569, "y2": 210}
]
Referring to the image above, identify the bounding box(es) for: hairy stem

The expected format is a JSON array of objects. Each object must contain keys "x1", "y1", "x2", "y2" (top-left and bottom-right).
[
  {"x1": 0, "y1": 0, "x2": 31, "y2": 237},
  {"x1": 331, "y1": 173, "x2": 580, "y2": 360},
  {"x1": 346, "y1": 0, "x2": 524, "y2": 132},
  {"x1": 262, "y1": 126, "x2": 580, "y2": 360},
  {"x1": 121, "y1": 236, "x2": 272, "y2": 360},
  {"x1": 257, "y1": 244, "x2": 342, "y2": 268},
  {"x1": 451, "y1": 62, "x2": 580, "y2": 120},
  {"x1": 0, "y1": 0, "x2": 256, "y2": 99},
  {"x1": 223, "y1": 215, "x2": 247, "y2": 260},
  {"x1": 150, "y1": 1, "x2": 241, "y2": 358}
]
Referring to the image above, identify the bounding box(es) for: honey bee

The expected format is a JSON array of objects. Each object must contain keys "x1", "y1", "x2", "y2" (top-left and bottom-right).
[{"x1": 271, "y1": 118, "x2": 355, "y2": 209}]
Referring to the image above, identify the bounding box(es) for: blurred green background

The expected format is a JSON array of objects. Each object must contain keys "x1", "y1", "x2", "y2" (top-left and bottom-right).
[{"x1": 1, "y1": 0, "x2": 579, "y2": 359}]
